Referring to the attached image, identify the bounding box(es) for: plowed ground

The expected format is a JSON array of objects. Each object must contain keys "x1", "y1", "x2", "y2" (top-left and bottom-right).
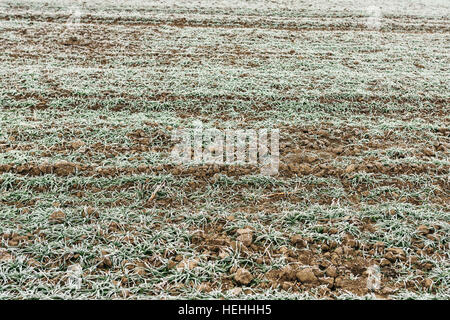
[{"x1": 0, "y1": 0, "x2": 448, "y2": 299}]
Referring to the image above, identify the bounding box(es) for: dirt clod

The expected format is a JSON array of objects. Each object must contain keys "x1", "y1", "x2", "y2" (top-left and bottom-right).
[
  {"x1": 234, "y1": 268, "x2": 254, "y2": 286},
  {"x1": 344, "y1": 164, "x2": 357, "y2": 174},
  {"x1": 325, "y1": 265, "x2": 337, "y2": 278},
  {"x1": 417, "y1": 225, "x2": 431, "y2": 235},
  {"x1": 70, "y1": 139, "x2": 85, "y2": 149},
  {"x1": 0, "y1": 249, "x2": 14, "y2": 263},
  {"x1": 49, "y1": 210, "x2": 66, "y2": 224},
  {"x1": 423, "y1": 278, "x2": 433, "y2": 288},
  {"x1": 422, "y1": 148, "x2": 435, "y2": 157},
  {"x1": 290, "y1": 235, "x2": 307, "y2": 247},
  {"x1": 319, "y1": 277, "x2": 334, "y2": 289}
]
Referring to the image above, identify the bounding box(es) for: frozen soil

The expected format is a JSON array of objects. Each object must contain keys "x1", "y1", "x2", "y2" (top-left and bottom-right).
[{"x1": 0, "y1": 0, "x2": 448, "y2": 299}]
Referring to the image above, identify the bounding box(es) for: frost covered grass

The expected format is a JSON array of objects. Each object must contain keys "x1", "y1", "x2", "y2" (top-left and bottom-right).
[{"x1": 0, "y1": 0, "x2": 448, "y2": 299}]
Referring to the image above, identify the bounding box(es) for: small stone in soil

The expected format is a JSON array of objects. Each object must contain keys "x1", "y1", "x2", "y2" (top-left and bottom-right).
[
  {"x1": 49, "y1": 210, "x2": 66, "y2": 224},
  {"x1": 296, "y1": 268, "x2": 318, "y2": 284}
]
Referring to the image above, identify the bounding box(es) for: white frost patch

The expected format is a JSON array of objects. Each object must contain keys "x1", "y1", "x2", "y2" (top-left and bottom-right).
[{"x1": 66, "y1": 264, "x2": 83, "y2": 290}]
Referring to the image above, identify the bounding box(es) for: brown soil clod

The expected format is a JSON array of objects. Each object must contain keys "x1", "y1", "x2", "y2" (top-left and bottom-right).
[
  {"x1": 234, "y1": 268, "x2": 254, "y2": 286},
  {"x1": 236, "y1": 228, "x2": 253, "y2": 246},
  {"x1": 49, "y1": 210, "x2": 66, "y2": 224},
  {"x1": 0, "y1": 249, "x2": 14, "y2": 263},
  {"x1": 325, "y1": 265, "x2": 338, "y2": 278},
  {"x1": 296, "y1": 268, "x2": 319, "y2": 285}
]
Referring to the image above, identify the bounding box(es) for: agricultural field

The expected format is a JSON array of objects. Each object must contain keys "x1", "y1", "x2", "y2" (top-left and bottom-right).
[{"x1": 0, "y1": 0, "x2": 449, "y2": 299}]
